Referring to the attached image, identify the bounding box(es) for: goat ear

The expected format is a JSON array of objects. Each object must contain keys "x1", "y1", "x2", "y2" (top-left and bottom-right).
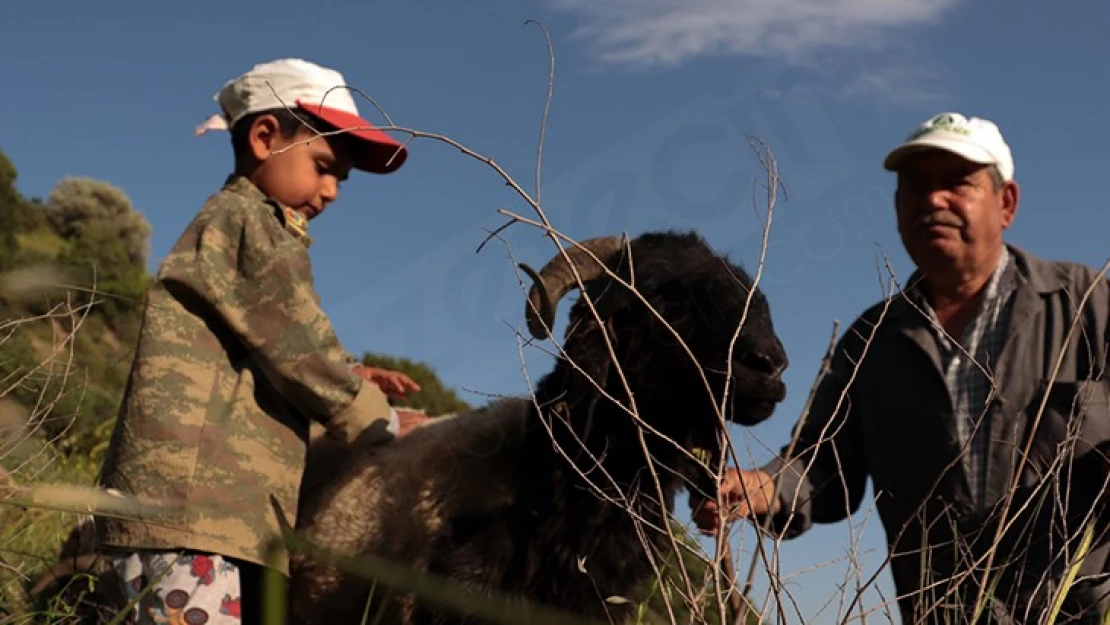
[
  {"x1": 577, "y1": 272, "x2": 637, "y2": 328},
  {"x1": 564, "y1": 315, "x2": 616, "y2": 392}
]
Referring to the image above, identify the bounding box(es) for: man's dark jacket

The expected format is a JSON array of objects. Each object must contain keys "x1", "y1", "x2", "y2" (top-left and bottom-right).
[{"x1": 764, "y1": 244, "x2": 1110, "y2": 624}]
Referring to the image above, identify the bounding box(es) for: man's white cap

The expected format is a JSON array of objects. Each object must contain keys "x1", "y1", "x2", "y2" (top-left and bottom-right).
[
  {"x1": 883, "y1": 112, "x2": 1013, "y2": 181},
  {"x1": 195, "y1": 58, "x2": 407, "y2": 174}
]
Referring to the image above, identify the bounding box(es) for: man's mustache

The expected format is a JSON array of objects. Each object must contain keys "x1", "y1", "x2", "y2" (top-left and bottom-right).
[{"x1": 915, "y1": 212, "x2": 965, "y2": 229}]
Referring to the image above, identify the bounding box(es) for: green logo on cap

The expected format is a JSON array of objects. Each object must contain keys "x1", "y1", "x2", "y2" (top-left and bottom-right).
[{"x1": 908, "y1": 113, "x2": 972, "y2": 140}]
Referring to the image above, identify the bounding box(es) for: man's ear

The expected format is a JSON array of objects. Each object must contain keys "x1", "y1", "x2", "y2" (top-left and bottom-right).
[
  {"x1": 247, "y1": 113, "x2": 283, "y2": 162},
  {"x1": 1000, "y1": 180, "x2": 1020, "y2": 229}
]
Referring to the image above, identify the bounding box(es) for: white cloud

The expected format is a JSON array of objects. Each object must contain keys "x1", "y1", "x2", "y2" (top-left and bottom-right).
[
  {"x1": 549, "y1": 0, "x2": 961, "y2": 69},
  {"x1": 837, "y1": 64, "x2": 953, "y2": 107}
]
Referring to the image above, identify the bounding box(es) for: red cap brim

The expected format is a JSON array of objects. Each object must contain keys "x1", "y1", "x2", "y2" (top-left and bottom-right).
[{"x1": 296, "y1": 100, "x2": 408, "y2": 174}]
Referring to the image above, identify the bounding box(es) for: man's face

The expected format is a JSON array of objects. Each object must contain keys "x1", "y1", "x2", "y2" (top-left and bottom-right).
[
  {"x1": 894, "y1": 149, "x2": 1019, "y2": 279},
  {"x1": 247, "y1": 113, "x2": 356, "y2": 221}
]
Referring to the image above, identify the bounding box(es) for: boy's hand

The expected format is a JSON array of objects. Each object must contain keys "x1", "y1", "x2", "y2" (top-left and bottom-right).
[
  {"x1": 395, "y1": 409, "x2": 430, "y2": 437},
  {"x1": 353, "y1": 365, "x2": 422, "y2": 399}
]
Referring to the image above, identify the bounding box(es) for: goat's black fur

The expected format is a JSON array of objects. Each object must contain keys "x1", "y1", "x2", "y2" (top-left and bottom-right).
[{"x1": 289, "y1": 229, "x2": 789, "y2": 624}]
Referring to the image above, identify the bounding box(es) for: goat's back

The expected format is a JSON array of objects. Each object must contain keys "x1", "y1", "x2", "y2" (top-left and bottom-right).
[{"x1": 290, "y1": 398, "x2": 536, "y2": 623}]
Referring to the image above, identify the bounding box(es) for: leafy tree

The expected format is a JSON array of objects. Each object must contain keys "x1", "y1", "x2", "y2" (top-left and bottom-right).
[
  {"x1": 46, "y1": 177, "x2": 152, "y2": 267},
  {"x1": 55, "y1": 219, "x2": 151, "y2": 329},
  {"x1": 0, "y1": 149, "x2": 16, "y2": 205},
  {"x1": 0, "y1": 151, "x2": 48, "y2": 236},
  {"x1": 33, "y1": 178, "x2": 154, "y2": 330},
  {"x1": 358, "y1": 351, "x2": 472, "y2": 415},
  {"x1": 0, "y1": 149, "x2": 21, "y2": 271},
  {"x1": 17, "y1": 196, "x2": 51, "y2": 232}
]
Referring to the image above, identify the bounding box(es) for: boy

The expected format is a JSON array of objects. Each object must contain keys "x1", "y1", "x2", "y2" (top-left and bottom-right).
[{"x1": 94, "y1": 58, "x2": 423, "y2": 624}]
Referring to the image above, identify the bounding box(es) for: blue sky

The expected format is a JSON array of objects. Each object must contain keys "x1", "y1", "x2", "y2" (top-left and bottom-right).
[{"x1": 3, "y1": 1, "x2": 1108, "y2": 622}]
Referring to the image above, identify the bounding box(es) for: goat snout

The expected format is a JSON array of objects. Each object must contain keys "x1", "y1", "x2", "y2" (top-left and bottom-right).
[{"x1": 741, "y1": 351, "x2": 786, "y2": 378}]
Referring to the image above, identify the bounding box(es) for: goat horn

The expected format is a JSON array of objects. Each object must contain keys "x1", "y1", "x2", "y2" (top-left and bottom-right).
[{"x1": 520, "y1": 235, "x2": 625, "y2": 339}]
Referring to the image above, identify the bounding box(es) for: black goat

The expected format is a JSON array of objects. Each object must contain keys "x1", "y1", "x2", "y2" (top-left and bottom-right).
[{"x1": 289, "y1": 230, "x2": 789, "y2": 624}]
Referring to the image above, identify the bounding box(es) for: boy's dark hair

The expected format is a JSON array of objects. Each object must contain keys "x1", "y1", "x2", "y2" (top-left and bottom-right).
[{"x1": 229, "y1": 107, "x2": 335, "y2": 163}]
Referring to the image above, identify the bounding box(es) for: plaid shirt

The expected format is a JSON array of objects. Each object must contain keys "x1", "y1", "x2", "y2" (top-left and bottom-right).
[{"x1": 919, "y1": 247, "x2": 1022, "y2": 506}]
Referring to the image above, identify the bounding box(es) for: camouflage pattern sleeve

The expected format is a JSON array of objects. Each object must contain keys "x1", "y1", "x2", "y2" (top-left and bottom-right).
[{"x1": 157, "y1": 202, "x2": 395, "y2": 446}]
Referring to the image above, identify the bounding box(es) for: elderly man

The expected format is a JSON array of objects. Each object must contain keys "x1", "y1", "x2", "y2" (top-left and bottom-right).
[{"x1": 698, "y1": 112, "x2": 1110, "y2": 623}]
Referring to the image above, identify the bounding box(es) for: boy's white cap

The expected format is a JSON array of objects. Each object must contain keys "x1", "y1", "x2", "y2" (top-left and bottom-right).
[
  {"x1": 883, "y1": 112, "x2": 1013, "y2": 181},
  {"x1": 195, "y1": 58, "x2": 407, "y2": 174}
]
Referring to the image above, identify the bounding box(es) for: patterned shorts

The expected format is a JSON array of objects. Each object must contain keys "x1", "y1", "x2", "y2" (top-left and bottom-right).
[{"x1": 110, "y1": 551, "x2": 242, "y2": 624}]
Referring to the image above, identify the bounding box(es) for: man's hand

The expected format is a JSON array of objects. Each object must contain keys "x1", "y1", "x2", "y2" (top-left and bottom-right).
[
  {"x1": 395, "y1": 409, "x2": 430, "y2": 437},
  {"x1": 353, "y1": 365, "x2": 422, "y2": 400},
  {"x1": 692, "y1": 468, "x2": 777, "y2": 536}
]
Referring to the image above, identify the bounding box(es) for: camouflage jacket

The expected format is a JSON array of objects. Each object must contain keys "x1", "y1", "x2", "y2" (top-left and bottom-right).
[{"x1": 95, "y1": 175, "x2": 396, "y2": 575}]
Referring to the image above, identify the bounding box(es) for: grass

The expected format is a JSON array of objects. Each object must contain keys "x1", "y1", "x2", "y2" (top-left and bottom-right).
[{"x1": 0, "y1": 434, "x2": 102, "y2": 622}]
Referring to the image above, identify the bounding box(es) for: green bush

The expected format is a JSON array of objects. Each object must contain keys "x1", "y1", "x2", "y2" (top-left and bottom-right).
[
  {"x1": 359, "y1": 351, "x2": 473, "y2": 415},
  {"x1": 0, "y1": 150, "x2": 23, "y2": 273},
  {"x1": 54, "y1": 221, "x2": 151, "y2": 331},
  {"x1": 45, "y1": 177, "x2": 152, "y2": 267}
]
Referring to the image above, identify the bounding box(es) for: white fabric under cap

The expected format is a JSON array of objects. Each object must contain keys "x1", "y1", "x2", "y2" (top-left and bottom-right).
[
  {"x1": 883, "y1": 112, "x2": 1014, "y2": 181},
  {"x1": 195, "y1": 58, "x2": 363, "y2": 136}
]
